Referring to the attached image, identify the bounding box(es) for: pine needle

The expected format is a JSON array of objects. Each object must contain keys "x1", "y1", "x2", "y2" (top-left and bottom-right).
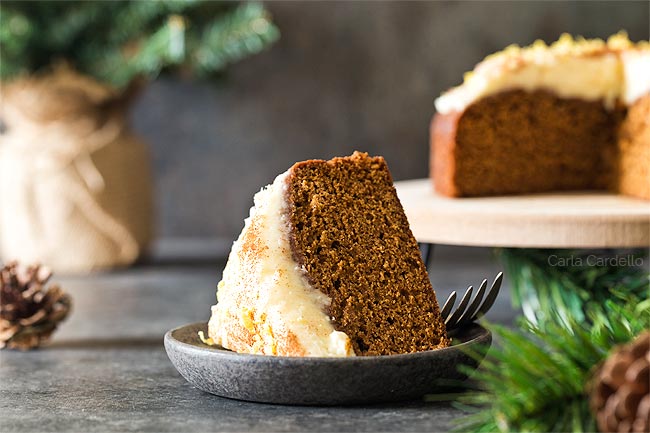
[
  {"x1": 454, "y1": 248, "x2": 649, "y2": 433},
  {"x1": 0, "y1": 1, "x2": 279, "y2": 86}
]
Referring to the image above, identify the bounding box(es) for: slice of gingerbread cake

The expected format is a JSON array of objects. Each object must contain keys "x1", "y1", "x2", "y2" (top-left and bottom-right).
[{"x1": 208, "y1": 152, "x2": 450, "y2": 357}]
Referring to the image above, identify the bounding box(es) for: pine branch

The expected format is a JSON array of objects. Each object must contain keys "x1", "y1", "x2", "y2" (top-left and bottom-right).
[
  {"x1": 84, "y1": 15, "x2": 189, "y2": 88},
  {"x1": 455, "y1": 249, "x2": 649, "y2": 432},
  {"x1": 0, "y1": 1, "x2": 279, "y2": 86},
  {"x1": 44, "y1": 2, "x2": 107, "y2": 50},
  {"x1": 191, "y1": 2, "x2": 279, "y2": 76},
  {"x1": 107, "y1": 0, "x2": 200, "y2": 46},
  {"x1": 498, "y1": 248, "x2": 649, "y2": 330},
  {"x1": 455, "y1": 292, "x2": 649, "y2": 433},
  {"x1": 0, "y1": 9, "x2": 35, "y2": 78}
]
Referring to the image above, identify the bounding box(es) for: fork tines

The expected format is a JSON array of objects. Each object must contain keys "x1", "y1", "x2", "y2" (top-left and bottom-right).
[{"x1": 441, "y1": 272, "x2": 503, "y2": 330}]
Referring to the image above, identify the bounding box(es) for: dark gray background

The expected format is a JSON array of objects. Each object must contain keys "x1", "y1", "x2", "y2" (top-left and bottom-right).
[{"x1": 131, "y1": 1, "x2": 650, "y2": 241}]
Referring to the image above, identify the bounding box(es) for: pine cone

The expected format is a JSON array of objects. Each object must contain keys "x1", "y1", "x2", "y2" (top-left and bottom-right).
[
  {"x1": 590, "y1": 331, "x2": 650, "y2": 433},
  {"x1": 0, "y1": 261, "x2": 72, "y2": 350}
]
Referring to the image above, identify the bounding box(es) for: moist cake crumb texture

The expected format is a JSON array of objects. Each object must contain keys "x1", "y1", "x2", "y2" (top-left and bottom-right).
[
  {"x1": 286, "y1": 152, "x2": 450, "y2": 356},
  {"x1": 433, "y1": 89, "x2": 622, "y2": 196}
]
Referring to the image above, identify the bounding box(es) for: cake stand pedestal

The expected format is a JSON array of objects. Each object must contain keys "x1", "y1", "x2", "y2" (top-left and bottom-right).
[{"x1": 394, "y1": 179, "x2": 650, "y2": 249}]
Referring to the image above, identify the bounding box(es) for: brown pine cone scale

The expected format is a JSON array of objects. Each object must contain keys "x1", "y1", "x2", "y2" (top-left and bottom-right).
[
  {"x1": 0, "y1": 261, "x2": 72, "y2": 350},
  {"x1": 590, "y1": 331, "x2": 650, "y2": 433}
]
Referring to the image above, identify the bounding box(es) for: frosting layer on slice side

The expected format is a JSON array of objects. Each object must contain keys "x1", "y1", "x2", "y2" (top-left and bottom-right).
[{"x1": 208, "y1": 172, "x2": 355, "y2": 357}]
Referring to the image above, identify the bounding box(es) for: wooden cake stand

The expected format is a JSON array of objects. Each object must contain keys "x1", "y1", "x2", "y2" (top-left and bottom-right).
[{"x1": 394, "y1": 179, "x2": 650, "y2": 249}]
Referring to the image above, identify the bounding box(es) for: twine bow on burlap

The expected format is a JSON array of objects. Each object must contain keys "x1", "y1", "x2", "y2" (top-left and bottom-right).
[{"x1": 0, "y1": 67, "x2": 153, "y2": 273}]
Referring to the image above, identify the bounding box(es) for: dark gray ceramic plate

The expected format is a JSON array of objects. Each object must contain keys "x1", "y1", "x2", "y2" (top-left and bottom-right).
[{"x1": 164, "y1": 322, "x2": 491, "y2": 405}]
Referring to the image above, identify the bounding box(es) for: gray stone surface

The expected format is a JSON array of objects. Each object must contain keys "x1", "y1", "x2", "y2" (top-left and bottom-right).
[
  {"x1": 0, "y1": 245, "x2": 517, "y2": 432},
  {"x1": 130, "y1": 1, "x2": 650, "y2": 239}
]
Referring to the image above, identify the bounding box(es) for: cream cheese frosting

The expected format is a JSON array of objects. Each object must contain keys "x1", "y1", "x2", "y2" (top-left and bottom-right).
[
  {"x1": 207, "y1": 172, "x2": 355, "y2": 357},
  {"x1": 435, "y1": 33, "x2": 650, "y2": 114}
]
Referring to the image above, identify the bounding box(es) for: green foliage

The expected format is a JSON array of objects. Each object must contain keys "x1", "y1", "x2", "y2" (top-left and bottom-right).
[
  {"x1": 454, "y1": 249, "x2": 650, "y2": 432},
  {"x1": 0, "y1": 1, "x2": 279, "y2": 87},
  {"x1": 498, "y1": 248, "x2": 649, "y2": 330},
  {"x1": 456, "y1": 295, "x2": 649, "y2": 433}
]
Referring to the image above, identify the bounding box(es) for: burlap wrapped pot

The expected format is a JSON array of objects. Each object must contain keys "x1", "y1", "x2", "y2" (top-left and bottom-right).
[{"x1": 0, "y1": 67, "x2": 154, "y2": 273}]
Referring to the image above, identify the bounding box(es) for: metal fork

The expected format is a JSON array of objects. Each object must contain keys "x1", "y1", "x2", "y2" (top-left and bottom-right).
[{"x1": 440, "y1": 272, "x2": 503, "y2": 330}]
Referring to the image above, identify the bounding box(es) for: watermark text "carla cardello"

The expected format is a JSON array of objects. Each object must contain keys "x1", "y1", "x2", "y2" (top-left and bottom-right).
[{"x1": 547, "y1": 254, "x2": 645, "y2": 267}]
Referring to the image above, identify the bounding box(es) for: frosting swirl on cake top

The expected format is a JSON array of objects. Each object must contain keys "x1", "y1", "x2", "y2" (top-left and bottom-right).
[{"x1": 435, "y1": 32, "x2": 650, "y2": 114}]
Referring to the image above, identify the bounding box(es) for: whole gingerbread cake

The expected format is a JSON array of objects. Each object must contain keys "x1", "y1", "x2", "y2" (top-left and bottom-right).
[
  {"x1": 431, "y1": 33, "x2": 650, "y2": 200},
  {"x1": 208, "y1": 152, "x2": 450, "y2": 357}
]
